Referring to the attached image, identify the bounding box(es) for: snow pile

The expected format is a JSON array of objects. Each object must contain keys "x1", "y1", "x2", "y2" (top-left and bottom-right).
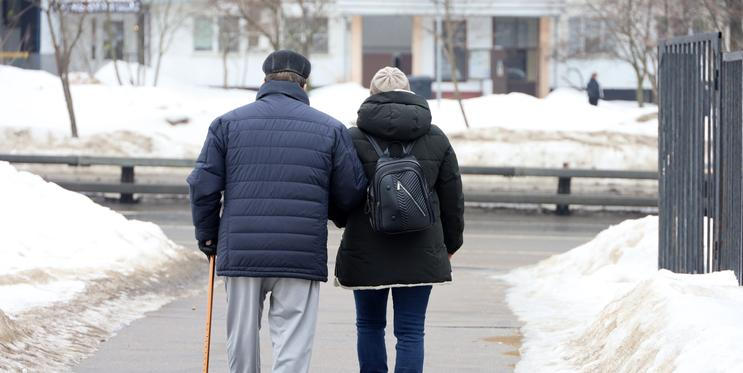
[
  {"x1": 312, "y1": 83, "x2": 658, "y2": 169},
  {"x1": 503, "y1": 216, "x2": 743, "y2": 372},
  {"x1": 0, "y1": 64, "x2": 254, "y2": 157},
  {"x1": 1, "y1": 65, "x2": 657, "y2": 169},
  {"x1": 310, "y1": 82, "x2": 656, "y2": 136},
  {"x1": 0, "y1": 162, "x2": 201, "y2": 371}
]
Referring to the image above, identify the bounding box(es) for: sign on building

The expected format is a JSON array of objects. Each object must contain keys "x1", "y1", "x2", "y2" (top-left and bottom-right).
[{"x1": 58, "y1": 0, "x2": 141, "y2": 13}]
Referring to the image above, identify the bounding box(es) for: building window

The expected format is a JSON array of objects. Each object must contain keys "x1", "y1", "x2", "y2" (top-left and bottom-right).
[
  {"x1": 104, "y1": 20, "x2": 124, "y2": 60},
  {"x1": 437, "y1": 20, "x2": 467, "y2": 81},
  {"x1": 283, "y1": 17, "x2": 329, "y2": 54},
  {"x1": 193, "y1": 16, "x2": 213, "y2": 51},
  {"x1": 567, "y1": 17, "x2": 614, "y2": 56},
  {"x1": 219, "y1": 16, "x2": 240, "y2": 53},
  {"x1": 495, "y1": 17, "x2": 538, "y2": 49}
]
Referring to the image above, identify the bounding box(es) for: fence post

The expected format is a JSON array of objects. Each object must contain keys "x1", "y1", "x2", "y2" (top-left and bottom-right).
[
  {"x1": 120, "y1": 166, "x2": 135, "y2": 203},
  {"x1": 556, "y1": 163, "x2": 571, "y2": 215}
]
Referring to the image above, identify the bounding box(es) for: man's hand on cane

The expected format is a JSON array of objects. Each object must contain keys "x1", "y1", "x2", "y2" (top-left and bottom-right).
[{"x1": 198, "y1": 239, "x2": 217, "y2": 258}]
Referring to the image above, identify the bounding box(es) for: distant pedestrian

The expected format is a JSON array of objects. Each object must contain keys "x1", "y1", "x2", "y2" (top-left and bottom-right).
[
  {"x1": 187, "y1": 50, "x2": 367, "y2": 373},
  {"x1": 334, "y1": 67, "x2": 465, "y2": 373},
  {"x1": 587, "y1": 72, "x2": 601, "y2": 106}
]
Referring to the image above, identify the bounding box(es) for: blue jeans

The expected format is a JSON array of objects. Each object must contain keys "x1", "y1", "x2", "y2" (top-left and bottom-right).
[{"x1": 353, "y1": 286, "x2": 432, "y2": 373}]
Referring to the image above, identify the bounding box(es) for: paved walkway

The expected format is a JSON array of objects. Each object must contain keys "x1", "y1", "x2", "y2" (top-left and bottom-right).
[{"x1": 75, "y1": 204, "x2": 635, "y2": 372}]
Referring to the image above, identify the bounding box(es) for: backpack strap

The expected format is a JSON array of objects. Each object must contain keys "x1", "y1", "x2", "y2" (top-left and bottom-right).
[
  {"x1": 402, "y1": 139, "x2": 418, "y2": 156},
  {"x1": 365, "y1": 133, "x2": 419, "y2": 158},
  {"x1": 365, "y1": 134, "x2": 388, "y2": 158}
]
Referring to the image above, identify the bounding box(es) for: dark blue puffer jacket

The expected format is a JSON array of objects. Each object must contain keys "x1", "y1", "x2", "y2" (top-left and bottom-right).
[{"x1": 187, "y1": 80, "x2": 367, "y2": 281}]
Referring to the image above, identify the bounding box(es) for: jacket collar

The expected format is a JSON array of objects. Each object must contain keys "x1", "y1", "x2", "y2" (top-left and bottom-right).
[{"x1": 256, "y1": 80, "x2": 310, "y2": 105}]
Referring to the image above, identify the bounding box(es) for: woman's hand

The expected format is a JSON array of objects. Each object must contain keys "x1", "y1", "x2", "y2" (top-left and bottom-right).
[{"x1": 448, "y1": 253, "x2": 454, "y2": 261}]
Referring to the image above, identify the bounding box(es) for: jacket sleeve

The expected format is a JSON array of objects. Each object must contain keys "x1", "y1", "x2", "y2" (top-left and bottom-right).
[
  {"x1": 328, "y1": 126, "x2": 367, "y2": 225},
  {"x1": 186, "y1": 118, "x2": 227, "y2": 241},
  {"x1": 436, "y1": 141, "x2": 465, "y2": 254}
]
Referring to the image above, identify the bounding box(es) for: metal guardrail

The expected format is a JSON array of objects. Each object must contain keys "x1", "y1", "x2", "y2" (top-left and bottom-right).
[
  {"x1": 0, "y1": 154, "x2": 659, "y2": 210},
  {"x1": 459, "y1": 166, "x2": 657, "y2": 180}
]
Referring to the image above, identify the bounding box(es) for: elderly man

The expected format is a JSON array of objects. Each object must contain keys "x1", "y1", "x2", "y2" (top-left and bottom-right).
[{"x1": 187, "y1": 50, "x2": 367, "y2": 373}]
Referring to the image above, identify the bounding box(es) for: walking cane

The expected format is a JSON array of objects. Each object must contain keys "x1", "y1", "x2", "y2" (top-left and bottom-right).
[{"x1": 202, "y1": 255, "x2": 216, "y2": 373}]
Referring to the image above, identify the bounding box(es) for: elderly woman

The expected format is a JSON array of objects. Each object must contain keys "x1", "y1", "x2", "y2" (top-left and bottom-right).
[{"x1": 334, "y1": 67, "x2": 465, "y2": 373}]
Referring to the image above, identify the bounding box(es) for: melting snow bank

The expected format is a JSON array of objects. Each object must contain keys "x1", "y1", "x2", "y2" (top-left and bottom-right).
[
  {"x1": 1, "y1": 65, "x2": 657, "y2": 169},
  {"x1": 503, "y1": 216, "x2": 743, "y2": 372},
  {"x1": 0, "y1": 162, "x2": 202, "y2": 371}
]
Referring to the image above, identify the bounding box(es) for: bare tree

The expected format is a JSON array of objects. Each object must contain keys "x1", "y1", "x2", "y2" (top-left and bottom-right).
[
  {"x1": 223, "y1": 0, "x2": 329, "y2": 56},
  {"x1": 648, "y1": 0, "x2": 707, "y2": 103},
  {"x1": 569, "y1": 0, "x2": 707, "y2": 105},
  {"x1": 226, "y1": 0, "x2": 281, "y2": 49},
  {"x1": 703, "y1": 0, "x2": 743, "y2": 51},
  {"x1": 429, "y1": 0, "x2": 469, "y2": 128},
  {"x1": 211, "y1": 0, "x2": 328, "y2": 88},
  {"x1": 589, "y1": 0, "x2": 656, "y2": 107},
  {"x1": 150, "y1": 0, "x2": 189, "y2": 86},
  {"x1": 34, "y1": 0, "x2": 89, "y2": 138},
  {"x1": 282, "y1": 0, "x2": 329, "y2": 59}
]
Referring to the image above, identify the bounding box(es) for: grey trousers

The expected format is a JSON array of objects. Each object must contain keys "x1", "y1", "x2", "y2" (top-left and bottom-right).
[{"x1": 224, "y1": 277, "x2": 320, "y2": 373}]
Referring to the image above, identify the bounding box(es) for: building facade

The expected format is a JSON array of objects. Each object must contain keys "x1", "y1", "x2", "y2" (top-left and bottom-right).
[
  {"x1": 338, "y1": 0, "x2": 564, "y2": 98},
  {"x1": 5, "y1": 0, "x2": 662, "y2": 102}
]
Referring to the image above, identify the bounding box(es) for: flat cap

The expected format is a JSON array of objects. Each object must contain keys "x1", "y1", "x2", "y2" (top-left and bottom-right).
[{"x1": 262, "y1": 50, "x2": 311, "y2": 79}]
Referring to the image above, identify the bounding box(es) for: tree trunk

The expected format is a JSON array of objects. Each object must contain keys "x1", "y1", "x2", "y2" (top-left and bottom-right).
[
  {"x1": 153, "y1": 26, "x2": 168, "y2": 86},
  {"x1": 450, "y1": 74, "x2": 470, "y2": 128},
  {"x1": 46, "y1": 8, "x2": 79, "y2": 138},
  {"x1": 636, "y1": 74, "x2": 645, "y2": 108},
  {"x1": 153, "y1": 51, "x2": 164, "y2": 86},
  {"x1": 444, "y1": 41, "x2": 469, "y2": 129},
  {"x1": 111, "y1": 50, "x2": 123, "y2": 85},
  {"x1": 223, "y1": 51, "x2": 229, "y2": 88},
  {"x1": 649, "y1": 73, "x2": 658, "y2": 105},
  {"x1": 59, "y1": 72, "x2": 79, "y2": 138}
]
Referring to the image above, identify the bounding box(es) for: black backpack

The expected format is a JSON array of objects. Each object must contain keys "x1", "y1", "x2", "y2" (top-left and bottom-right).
[{"x1": 364, "y1": 134, "x2": 435, "y2": 234}]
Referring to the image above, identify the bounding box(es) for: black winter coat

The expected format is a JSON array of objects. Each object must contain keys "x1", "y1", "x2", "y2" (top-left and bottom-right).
[
  {"x1": 334, "y1": 91, "x2": 465, "y2": 289},
  {"x1": 587, "y1": 78, "x2": 601, "y2": 100}
]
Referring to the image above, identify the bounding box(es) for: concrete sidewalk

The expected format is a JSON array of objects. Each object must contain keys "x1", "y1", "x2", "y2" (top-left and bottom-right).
[{"x1": 75, "y1": 206, "x2": 633, "y2": 372}]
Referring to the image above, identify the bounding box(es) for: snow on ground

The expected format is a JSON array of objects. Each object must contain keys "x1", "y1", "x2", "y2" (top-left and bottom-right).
[
  {"x1": 1, "y1": 64, "x2": 657, "y2": 170},
  {"x1": 311, "y1": 82, "x2": 659, "y2": 169},
  {"x1": 0, "y1": 161, "x2": 201, "y2": 371},
  {"x1": 503, "y1": 216, "x2": 743, "y2": 372},
  {"x1": 0, "y1": 64, "x2": 254, "y2": 157}
]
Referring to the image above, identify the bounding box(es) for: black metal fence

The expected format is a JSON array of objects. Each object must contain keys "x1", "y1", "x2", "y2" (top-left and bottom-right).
[
  {"x1": 720, "y1": 52, "x2": 743, "y2": 283},
  {"x1": 659, "y1": 32, "x2": 743, "y2": 285}
]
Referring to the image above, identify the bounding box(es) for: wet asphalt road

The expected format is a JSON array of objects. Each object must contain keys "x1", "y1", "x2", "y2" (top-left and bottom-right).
[{"x1": 75, "y1": 199, "x2": 643, "y2": 372}]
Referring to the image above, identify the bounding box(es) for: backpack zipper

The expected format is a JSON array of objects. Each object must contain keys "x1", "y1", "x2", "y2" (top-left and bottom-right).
[{"x1": 397, "y1": 180, "x2": 427, "y2": 216}]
